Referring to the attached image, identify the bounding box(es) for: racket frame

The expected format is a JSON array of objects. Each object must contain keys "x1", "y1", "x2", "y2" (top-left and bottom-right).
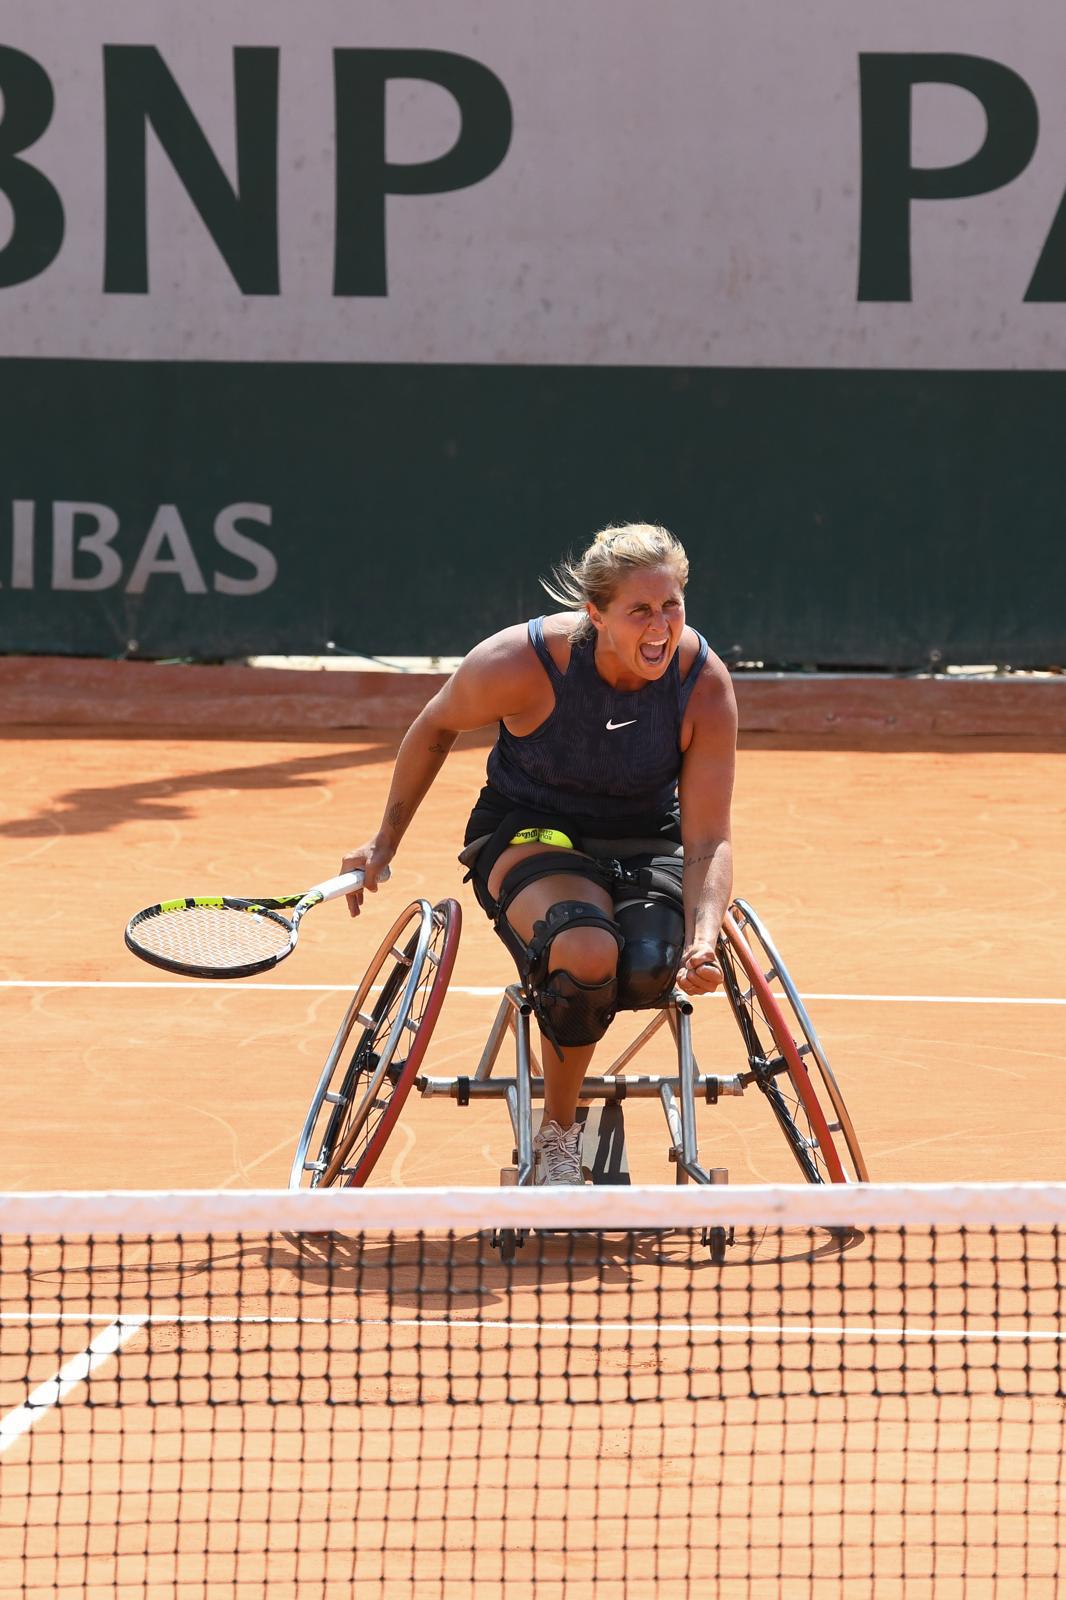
[{"x1": 124, "y1": 870, "x2": 374, "y2": 979}]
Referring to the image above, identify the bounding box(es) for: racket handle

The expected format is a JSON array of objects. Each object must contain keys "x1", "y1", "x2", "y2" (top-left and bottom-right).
[{"x1": 313, "y1": 866, "x2": 391, "y2": 903}]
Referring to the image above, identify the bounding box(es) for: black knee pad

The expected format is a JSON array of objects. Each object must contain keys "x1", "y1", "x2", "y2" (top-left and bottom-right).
[
  {"x1": 615, "y1": 894, "x2": 685, "y2": 1009},
  {"x1": 537, "y1": 968, "x2": 619, "y2": 1048}
]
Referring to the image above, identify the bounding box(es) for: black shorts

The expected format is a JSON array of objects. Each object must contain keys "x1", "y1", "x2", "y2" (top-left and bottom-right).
[{"x1": 461, "y1": 783, "x2": 683, "y2": 920}]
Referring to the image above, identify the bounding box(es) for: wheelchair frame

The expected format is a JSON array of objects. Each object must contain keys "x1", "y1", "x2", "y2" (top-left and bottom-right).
[{"x1": 289, "y1": 896, "x2": 868, "y2": 1260}]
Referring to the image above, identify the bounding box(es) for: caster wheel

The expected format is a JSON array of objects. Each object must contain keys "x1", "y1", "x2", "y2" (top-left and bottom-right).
[{"x1": 702, "y1": 1225, "x2": 730, "y2": 1264}]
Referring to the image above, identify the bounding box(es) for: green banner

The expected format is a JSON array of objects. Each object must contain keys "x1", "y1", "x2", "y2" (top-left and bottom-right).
[{"x1": 1, "y1": 359, "x2": 1062, "y2": 669}]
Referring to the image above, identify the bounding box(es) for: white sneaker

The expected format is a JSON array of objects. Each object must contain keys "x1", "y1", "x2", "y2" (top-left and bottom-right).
[{"x1": 533, "y1": 1120, "x2": 585, "y2": 1186}]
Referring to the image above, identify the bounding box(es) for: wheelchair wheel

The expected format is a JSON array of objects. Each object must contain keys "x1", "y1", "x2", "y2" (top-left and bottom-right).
[
  {"x1": 730, "y1": 899, "x2": 869, "y2": 1181},
  {"x1": 289, "y1": 898, "x2": 461, "y2": 1189},
  {"x1": 718, "y1": 904, "x2": 867, "y2": 1184}
]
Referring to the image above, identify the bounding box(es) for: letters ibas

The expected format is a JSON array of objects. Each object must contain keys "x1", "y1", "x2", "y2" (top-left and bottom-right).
[{"x1": 2, "y1": 501, "x2": 277, "y2": 595}]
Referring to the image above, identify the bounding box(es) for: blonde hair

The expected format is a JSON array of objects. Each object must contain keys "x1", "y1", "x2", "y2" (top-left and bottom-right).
[{"x1": 541, "y1": 523, "x2": 689, "y2": 641}]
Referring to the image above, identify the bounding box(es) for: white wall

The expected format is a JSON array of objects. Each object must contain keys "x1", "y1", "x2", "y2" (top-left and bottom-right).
[{"x1": 2, "y1": 1, "x2": 1065, "y2": 367}]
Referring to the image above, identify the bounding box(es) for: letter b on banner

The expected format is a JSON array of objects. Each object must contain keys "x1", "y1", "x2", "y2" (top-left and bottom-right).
[{"x1": 0, "y1": 46, "x2": 65, "y2": 287}]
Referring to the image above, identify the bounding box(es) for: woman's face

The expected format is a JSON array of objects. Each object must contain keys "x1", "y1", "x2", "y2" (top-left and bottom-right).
[{"x1": 588, "y1": 564, "x2": 686, "y2": 683}]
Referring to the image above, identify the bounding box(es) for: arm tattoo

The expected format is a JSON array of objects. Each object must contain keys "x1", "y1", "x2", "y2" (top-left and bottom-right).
[
  {"x1": 386, "y1": 801, "x2": 406, "y2": 831},
  {"x1": 428, "y1": 738, "x2": 449, "y2": 756},
  {"x1": 683, "y1": 851, "x2": 716, "y2": 871}
]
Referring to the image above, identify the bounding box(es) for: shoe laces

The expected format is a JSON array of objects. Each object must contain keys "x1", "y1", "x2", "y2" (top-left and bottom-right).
[{"x1": 536, "y1": 1120, "x2": 584, "y2": 1184}]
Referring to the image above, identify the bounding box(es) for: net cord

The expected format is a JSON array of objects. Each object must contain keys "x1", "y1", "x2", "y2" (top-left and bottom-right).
[{"x1": 2, "y1": 1183, "x2": 1066, "y2": 1237}]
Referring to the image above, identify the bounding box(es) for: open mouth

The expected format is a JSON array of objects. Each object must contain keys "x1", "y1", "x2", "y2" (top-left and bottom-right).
[{"x1": 639, "y1": 640, "x2": 668, "y2": 667}]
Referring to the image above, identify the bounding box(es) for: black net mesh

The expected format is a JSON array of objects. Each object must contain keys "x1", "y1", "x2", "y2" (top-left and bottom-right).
[{"x1": 1, "y1": 1192, "x2": 1064, "y2": 1598}]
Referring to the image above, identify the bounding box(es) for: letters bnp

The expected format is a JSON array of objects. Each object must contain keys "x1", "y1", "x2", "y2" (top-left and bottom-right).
[
  {"x1": 1, "y1": 44, "x2": 1063, "y2": 302},
  {"x1": 0, "y1": 45, "x2": 513, "y2": 296}
]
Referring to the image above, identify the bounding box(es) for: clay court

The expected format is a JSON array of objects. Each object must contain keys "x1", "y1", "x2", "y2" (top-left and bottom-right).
[
  {"x1": 1, "y1": 669, "x2": 1064, "y2": 1598},
  {"x1": 3, "y1": 2, "x2": 1066, "y2": 1588},
  {"x1": 2, "y1": 673, "x2": 1063, "y2": 1193}
]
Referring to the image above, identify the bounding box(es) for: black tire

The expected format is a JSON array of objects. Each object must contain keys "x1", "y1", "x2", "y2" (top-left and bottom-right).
[
  {"x1": 493, "y1": 1228, "x2": 519, "y2": 1263},
  {"x1": 703, "y1": 1226, "x2": 729, "y2": 1264}
]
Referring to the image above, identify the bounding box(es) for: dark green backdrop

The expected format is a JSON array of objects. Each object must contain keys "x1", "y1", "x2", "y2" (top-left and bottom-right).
[{"x1": 1, "y1": 358, "x2": 1062, "y2": 668}]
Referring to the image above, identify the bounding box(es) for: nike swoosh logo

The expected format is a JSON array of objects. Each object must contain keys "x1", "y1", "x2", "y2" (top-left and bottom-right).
[{"x1": 605, "y1": 718, "x2": 637, "y2": 731}]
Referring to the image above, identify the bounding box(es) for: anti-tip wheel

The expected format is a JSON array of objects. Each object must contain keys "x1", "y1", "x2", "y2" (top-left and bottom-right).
[{"x1": 702, "y1": 1225, "x2": 730, "y2": 1264}]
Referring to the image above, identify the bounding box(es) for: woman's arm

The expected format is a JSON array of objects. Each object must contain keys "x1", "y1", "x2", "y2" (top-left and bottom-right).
[
  {"x1": 676, "y1": 660, "x2": 738, "y2": 993},
  {"x1": 340, "y1": 626, "x2": 540, "y2": 914}
]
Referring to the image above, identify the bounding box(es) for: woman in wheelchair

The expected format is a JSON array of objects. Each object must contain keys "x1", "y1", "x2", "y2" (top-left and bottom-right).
[{"x1": 340, "y1": 523, "x2": 737, "y2": 1185}]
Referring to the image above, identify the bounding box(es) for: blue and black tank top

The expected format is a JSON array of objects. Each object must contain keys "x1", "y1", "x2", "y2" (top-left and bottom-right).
[{"x1": 485, "y1": 617, "x2": 709, "y2": 819}]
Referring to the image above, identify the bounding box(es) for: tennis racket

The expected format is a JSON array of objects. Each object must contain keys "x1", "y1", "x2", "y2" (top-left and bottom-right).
[{"x1": 124, "y1": 869, "x2": 389, "y2": 979}]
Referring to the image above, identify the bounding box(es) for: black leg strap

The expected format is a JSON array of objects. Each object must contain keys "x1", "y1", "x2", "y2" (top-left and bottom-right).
[
  {"x1": 494, "y1": 849, "x2": 617, "y2": 924},
  {"x1": 524, "y1": 900, "x2": 624, "y2": 988}
]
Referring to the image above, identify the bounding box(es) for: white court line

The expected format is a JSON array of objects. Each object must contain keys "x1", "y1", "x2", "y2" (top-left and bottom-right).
[
  {"x1": 1, "y1": 980, "x2": 1064, "y2": 1005},
  {"x1": 0, "y1": 1311, "x2": 1059, "y2": 1341},
  {"x1": 0, "y1": 1315, "x2": 146, "y2": 1455},
  {"x1": 1, "y1": 1309, "x2": 1051, "y2": 1459}
]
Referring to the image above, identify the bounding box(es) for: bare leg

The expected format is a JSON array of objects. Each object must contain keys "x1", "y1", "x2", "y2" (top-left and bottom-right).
[{"x1": 540, "y1": 1038, "x2": 597, "y2": 1129}]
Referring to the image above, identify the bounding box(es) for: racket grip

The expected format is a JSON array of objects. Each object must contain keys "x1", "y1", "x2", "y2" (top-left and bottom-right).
[{"x1": 314, "y1": 866, "x2": 391, "y2": 903}]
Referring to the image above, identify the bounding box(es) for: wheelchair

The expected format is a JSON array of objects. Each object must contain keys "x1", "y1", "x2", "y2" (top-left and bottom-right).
[{"x1": 288, "y1": 893, "x2": 868, "y2": 1262}]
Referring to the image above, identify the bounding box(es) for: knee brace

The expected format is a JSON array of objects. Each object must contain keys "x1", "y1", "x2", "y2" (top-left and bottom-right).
[
  {"x1": 491, "y1": 865, "x2": 623, "y2": 1051},
  {"x1": 613, "y1": 862, "x2": 685, "y2": 1010},
  {"x1": 536, "y1": 967, "x2": 619, "y2": 1048},
  {"x1": 521, "y1": 898, "x2": 622, "y2": 1049}
]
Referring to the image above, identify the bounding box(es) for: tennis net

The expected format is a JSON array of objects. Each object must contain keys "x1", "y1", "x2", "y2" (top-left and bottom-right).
[{"x1": 1, "y1": 1183, "x2": 1063, "y2": 1599}]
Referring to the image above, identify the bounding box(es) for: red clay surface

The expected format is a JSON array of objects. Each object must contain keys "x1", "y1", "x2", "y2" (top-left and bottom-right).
[
  {"x1": 1, "y1": 708, "x2": 1065, "y2": 1598},
  {"x1": 1, "y1": 722, "x2": 1063, "y2": 1190}
]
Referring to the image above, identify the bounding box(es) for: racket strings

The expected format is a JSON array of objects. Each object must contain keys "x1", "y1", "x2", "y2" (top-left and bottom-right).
[{"x1": 132, "y1": 905, "x2": 292, "y2": 971}]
